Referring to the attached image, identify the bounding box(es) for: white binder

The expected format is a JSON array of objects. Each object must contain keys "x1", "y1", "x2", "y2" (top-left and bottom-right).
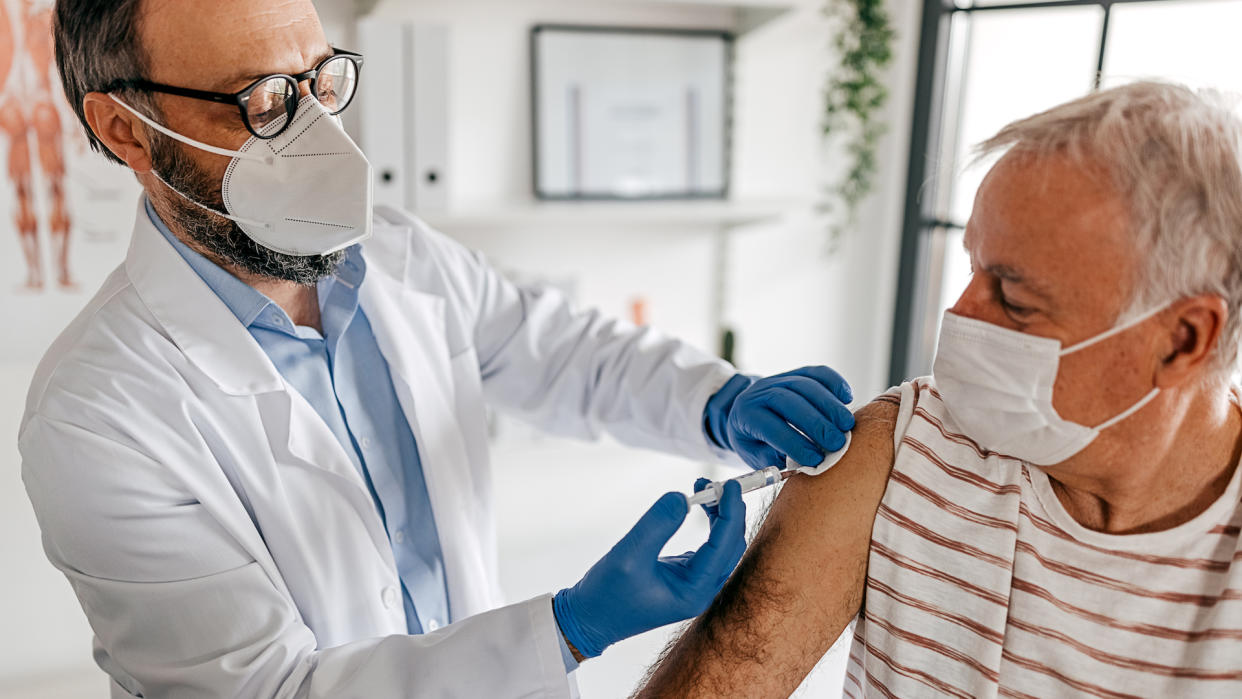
[{"x1": 356, "y1": 20, "x2": 450, "y2": 213}]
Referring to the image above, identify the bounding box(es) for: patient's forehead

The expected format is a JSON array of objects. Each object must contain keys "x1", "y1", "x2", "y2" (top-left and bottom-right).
[{"x1": 967, "y1": 149, "x2": 1136, "y2": 323}]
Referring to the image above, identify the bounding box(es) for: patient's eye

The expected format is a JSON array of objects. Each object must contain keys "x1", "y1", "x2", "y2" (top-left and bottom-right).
[
  {"x1": 1000, "y1": 296, "x2": 1034, "y2": 318},
  {"x1": 993, "y1": 279, "x2": 1036, "y2": 321}
]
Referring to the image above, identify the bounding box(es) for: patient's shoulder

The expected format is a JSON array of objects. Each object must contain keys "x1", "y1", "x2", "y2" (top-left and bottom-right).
[
  {"x1": 853, "y1": 391, "x2": 903, "y2": 454},
  {"x1": 775, "y1": 388, "x2": 903, "y2": 509}
]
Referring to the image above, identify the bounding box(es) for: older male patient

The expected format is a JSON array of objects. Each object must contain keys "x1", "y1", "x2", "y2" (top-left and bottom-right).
[{"x1": 639, "y1": 81, "x2": 1242, "y2": 697}]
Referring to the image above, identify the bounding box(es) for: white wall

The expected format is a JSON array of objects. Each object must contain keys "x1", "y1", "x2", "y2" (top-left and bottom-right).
[
  {"x1": 355, "y1": 0, "x2": 921, "y2": 398},
  {"x1": 727, "y1": 1, "x2": 919, "y2": 401},
  {"x1": 0, "y1": 0, "x2": 922, "y2": 696}
]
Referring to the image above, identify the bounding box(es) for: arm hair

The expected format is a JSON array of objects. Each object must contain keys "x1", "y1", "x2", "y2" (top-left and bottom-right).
[{"x1": 634, "y1": 398, "x2": 899, "y2": 698}]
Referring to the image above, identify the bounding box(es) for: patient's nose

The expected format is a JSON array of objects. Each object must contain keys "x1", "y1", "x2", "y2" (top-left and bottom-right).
[{"x1": 949, "y1": 274, "x2": 1004, "y2": 325}]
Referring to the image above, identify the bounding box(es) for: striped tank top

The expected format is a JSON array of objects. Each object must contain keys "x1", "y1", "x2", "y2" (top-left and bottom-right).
[{"x1": 845, "y1": 378, "x2": 1242, "y2": 698}]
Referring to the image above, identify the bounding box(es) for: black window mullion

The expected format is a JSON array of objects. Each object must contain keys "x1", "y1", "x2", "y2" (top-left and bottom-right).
[
  {"x1": 1093, "y1": 3, "x2": 1113, "y2": 89},
  {"x1": 889, "y1": 0, "x2": 957, "y2": 386}
]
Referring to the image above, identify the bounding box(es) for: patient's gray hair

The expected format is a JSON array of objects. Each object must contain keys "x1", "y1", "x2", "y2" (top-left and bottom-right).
[{"x1": 978, "y1": 80, "x2": 1242, "y2": 377}]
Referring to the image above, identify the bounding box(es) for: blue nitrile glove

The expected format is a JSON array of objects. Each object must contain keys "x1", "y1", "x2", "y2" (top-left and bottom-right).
[
  {"x1": 691, "y1": 477, "x2": 748, "y2": 589},
  {"x1": 711, "y1": 366, "x2": 855, "y2": 470},
  {"x1": 553, "y1": 480, "x2": 747, "y2": 659}
]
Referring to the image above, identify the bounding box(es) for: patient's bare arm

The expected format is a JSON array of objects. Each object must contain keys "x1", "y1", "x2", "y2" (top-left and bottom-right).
[{"x1": 636, "y1": 399, "x2": 899, "y2": 698}]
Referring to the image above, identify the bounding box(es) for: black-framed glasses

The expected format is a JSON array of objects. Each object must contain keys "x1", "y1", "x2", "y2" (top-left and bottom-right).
[{"x1": 103, "y1": 48, "x2": 364, "y2": 139}]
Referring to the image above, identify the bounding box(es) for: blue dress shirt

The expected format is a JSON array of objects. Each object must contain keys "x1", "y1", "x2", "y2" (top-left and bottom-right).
[{"x1": 146, "y1": 199, "x2": 450, "y2": 635}]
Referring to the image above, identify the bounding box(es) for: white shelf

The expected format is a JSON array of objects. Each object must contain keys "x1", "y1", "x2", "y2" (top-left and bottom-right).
[
  {"x1": 417, "y1": 199, "x2": 800, "y2": 231},
  {"x1": 601, "y1": 0, "x2": 795, "y2": 34},
  {"x1": 352, "y1": 0, "x2": 795, "y2": 36}
]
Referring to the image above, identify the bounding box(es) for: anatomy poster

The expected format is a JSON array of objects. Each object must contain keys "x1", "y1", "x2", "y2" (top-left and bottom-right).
[{"x1": 1, "y1": 0, "x2": 139, "y2": 361}]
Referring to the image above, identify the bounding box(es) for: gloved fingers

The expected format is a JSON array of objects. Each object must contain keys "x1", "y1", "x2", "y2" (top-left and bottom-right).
[
  {"x1": 764, "y1": 388, "x2": 850, "y2": 455},
  {"x1": 713, "y1": 528, "x2": 748, "y2": 588},
  {"x1": 694, "y1": 477, "x2": 722, "y2": 521},
  {"x1": 780, "y1": 376, "x2": 857, "y2": 434},
  {"x1": 687, "y1": 480, "x2": 747, "y2": 583},
  {"x1": 618, "y1": 492, "x2": 689, "y2": 557},
  {"x1": 658, "y1": 552, "x2": 696, "y2": 566},
  {"x1": 785, "y1": 365, "x2": 854, "y2": 404},
  {"x1": 744, "y1": 406, "x2": 825, "y2": 467},
  {"x1": 737, "y1": 440, "x2": 784, "y2": 471},
  {"x1": 715, "y1": 546, "x2": 746, "y2": 588}
]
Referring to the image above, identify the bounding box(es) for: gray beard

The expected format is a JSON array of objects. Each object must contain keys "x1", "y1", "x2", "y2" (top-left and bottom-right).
[{"x1": 149, "y1": 136, "x2": 345, "y2": 286}]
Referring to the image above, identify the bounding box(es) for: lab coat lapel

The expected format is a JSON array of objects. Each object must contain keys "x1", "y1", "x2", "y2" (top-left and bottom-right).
[
  {"x1": 126, "y1": 198, "x2": 394, "y2": 569},
  {"x1": 125, "y1": 199, "x2": 282, "y2": 396},
  {"x1": 258, "y1": 389, "x2": 398, "y2": 569},
  {"x1": 360, "y1": 264, "x2": 487, "y2": 616}
]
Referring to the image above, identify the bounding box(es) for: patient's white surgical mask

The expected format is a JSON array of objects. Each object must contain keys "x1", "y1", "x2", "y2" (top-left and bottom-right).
[
  {"x1": 111, "y1": 94, "x2": 373, "y2": 257},
  {"x1": 932, "y1": 305, "x2": 1167, "y2": 465}
]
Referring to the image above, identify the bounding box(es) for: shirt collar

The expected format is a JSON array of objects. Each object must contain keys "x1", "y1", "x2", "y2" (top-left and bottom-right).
[{"x1": 144, "y1": 196, "x2": 366, "y2": 336}]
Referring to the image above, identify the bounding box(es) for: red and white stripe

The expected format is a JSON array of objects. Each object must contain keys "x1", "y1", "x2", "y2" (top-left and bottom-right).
[{"x1": 845, "y1": 379, "x2": 1242, "y2": 698}]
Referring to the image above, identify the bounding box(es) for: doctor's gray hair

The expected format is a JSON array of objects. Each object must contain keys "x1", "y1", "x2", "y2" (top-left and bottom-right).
[
  {"x1": 53, "y1": 0, "x2": 157, "y2": 165},
  {"x1": 978, "y1": 81, "x2": 1242, "y2": 378}
]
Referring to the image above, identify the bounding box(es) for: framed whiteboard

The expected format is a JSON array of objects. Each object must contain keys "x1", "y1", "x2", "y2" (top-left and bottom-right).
[{"x1": 531, "y1": 25, "x2": 732, "y2": 200}]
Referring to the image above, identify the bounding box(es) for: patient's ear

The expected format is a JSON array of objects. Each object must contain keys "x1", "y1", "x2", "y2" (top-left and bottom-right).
[{"x1": 1154, "y1": 295, "x2": 1228, "y2": 388}]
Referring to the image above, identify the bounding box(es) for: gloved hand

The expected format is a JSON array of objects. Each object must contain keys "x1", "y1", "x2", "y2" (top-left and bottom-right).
[
  {"x1": 708, "y1": 366, "x2": 855, "y2": 470},
  {"x1": 691, "y1": 477, "x2": 747, "y2": 590},
  {"x1": 553, "y1": 480, "x2": 746, "y2": 659}
]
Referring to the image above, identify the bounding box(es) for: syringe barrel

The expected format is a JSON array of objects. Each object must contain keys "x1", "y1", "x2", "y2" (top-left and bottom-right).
[
  {"x1": 735, "y1": 466, "x2": 782, "y2": 492},
  {"x1": 685, "y1": 466, "x2": 783, "y2": 508}
]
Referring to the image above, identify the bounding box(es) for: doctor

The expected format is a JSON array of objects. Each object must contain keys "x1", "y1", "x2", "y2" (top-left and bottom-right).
[{"x1": 21, "y1": 0, "x2": 856, "y2": 697}]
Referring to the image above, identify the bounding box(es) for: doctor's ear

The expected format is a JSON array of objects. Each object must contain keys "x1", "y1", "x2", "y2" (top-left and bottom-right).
[
  {"x1": 1155, "y1": 295, "x2": 1228, "y2": 388},
  {"x1": 82, "y1": 92, "x2": 155, "y2": 173}
]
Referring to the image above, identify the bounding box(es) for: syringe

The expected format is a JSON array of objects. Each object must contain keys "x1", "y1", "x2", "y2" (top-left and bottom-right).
[
  {"x1": 685, "y1": 431, "x2": 853, "y2": 508},
  {"x1": 685, "y1": 466, "x2": 793, "y2": 508}
]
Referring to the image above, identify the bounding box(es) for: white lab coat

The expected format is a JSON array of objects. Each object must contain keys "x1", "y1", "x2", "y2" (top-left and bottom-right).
[{"x1": 20, "y1": 199, "x2": 737, "y2": 699}]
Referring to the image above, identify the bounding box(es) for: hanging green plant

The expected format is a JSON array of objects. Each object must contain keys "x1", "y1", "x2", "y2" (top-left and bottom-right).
[{"x1": 821, "y1": 0, "x2": 895, "y2": 250}]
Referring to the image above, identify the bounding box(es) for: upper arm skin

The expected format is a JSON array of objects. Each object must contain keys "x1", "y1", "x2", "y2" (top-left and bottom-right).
[{"x1": 636, "y1": 398, "x2": 899, "y2": 698}]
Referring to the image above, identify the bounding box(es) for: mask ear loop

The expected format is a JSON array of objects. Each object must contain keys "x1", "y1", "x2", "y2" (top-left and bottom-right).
[
  {"x1": 146, "y1": 168, "x2": 272, "y2": 230},
  {"x1": 1093, "y1": 388, "x2": 1160, "y2": 431},
  {"x1": 108, "y1": 94, "x2": 273, "y2": 165},
  {"x1": 110, "y1": 94, "x2": 274, "y2": 230},
  {"x1": 1061, "y1": 304, "x2": 1170, "y2": 356},
  {"x1": 1059, "y1": 304, "x2": 1168, "y2": 431}
]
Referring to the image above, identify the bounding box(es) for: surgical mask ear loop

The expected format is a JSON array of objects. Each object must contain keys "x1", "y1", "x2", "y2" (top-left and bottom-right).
[
  {"x1": 1060, "y1": 304, "x2": 1169, "y2": 356},
  {"x1": 108, "y1": 94, "x2": 273, "y2": 165},
  {"x1": 1060, "y1": 304, "x2": 1168, "y2": 431},
  {"x1": 1092, "y1": 387, "x2": 1160, "y2": 431}
]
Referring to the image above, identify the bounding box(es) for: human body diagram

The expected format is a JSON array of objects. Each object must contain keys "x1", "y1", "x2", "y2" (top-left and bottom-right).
[{"x1": 1, "y1": 0, "x2": 73, "y2": 292}]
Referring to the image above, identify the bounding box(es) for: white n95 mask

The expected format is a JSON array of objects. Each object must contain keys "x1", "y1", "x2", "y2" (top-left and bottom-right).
[
  {"x1": 932, "y1": 306, "x2": 1167, "y2": 465},
  {"x1": 111, "y1": 94, "x2": 373, "y2": 257}
]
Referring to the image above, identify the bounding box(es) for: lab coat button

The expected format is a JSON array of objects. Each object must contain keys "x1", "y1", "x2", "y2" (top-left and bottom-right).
[
  {"x1": 381, "y1": 586, "x2": 399, "y2": 609},
  {"x1": 393, "y1": 530, "x2": 406, "y2": 544},
  {"x1": 427, "y1": 619, "x2": 441, "y2": 631}
]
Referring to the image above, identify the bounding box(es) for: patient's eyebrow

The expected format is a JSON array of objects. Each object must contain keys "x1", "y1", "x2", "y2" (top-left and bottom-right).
[{"x1": 987, "y1": 263, "x2": 1055, "y2": 301}]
